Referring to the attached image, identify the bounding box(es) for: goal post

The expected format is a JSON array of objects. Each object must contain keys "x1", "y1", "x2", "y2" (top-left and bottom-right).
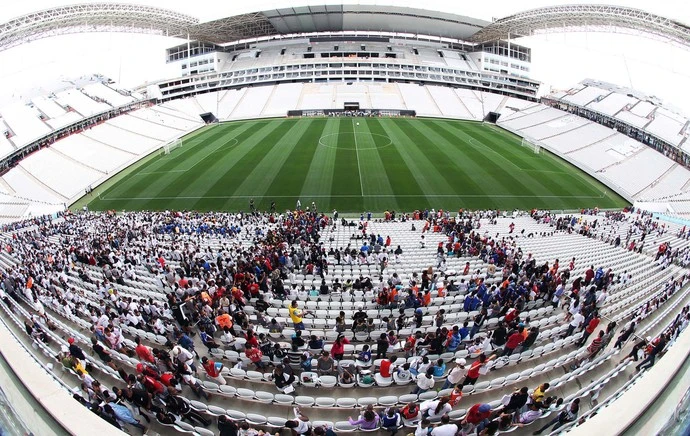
[
  {"x1": 521, "y1": 137, "x2": 540, "y2": 154},
  {"x1": 163, "y1": 138, "x2": 182, "y2": 155}
]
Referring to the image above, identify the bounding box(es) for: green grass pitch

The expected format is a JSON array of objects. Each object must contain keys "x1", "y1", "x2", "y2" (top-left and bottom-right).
[{"x1": 79, "y1": 117, "x2": 629, "y2": 213}]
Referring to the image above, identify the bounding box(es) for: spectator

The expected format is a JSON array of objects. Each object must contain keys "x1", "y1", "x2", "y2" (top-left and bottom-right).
[
  {"x1": 577, "y1": 311, "x2": 600, "y2": 346},
  {"x1": 134, "y1": 337, "x2": 154, "y2": 363},
  {"x1": 272, "y1": 365, "x2": 296, "y2": 394},
  {"x1": 503, "y1": 328, "x2": 525, "y2": 356},
  {"x1": 316, "y1": 351, "x2": 335, "y2": 375},
  {"x1": 637, "y1": 333, "x2": 667, "y2": 371},
  {"x1": 380, "y1": 407, "x2": 402, "y2": 435},
  {"x1": 501, "y1": 387, "x2": 529, "y2": 413},
  {"x1": 218, "y1": 415, "x2": 238, "y2": 436},
  {"x1": 431, "y1": 415, "x2": 457, "y2": 436},
  {"x1": 348, "y1": 409, "x2": 380, "y2": 430},
  {"x1": 330, "y1": 334, "x2": 350, "y2": 360},
  {"x1": 462, "y1": 403, "x2": 492, "y2": 434},
  {"x1": 104, "y1": 403, "x2": 147, "y2": 432},
  {"x1": 285, "y1": 407, "x2": 311, "y2": 436},
  {"x1": 244, "y1": 344, "x2": 266, "y2": 370},
  {"x1": 201, "y1": 356, "x2": 226, "y2": 385},
  {"x1": 421, "y1": 397, "x2": 452, "y2": 420},
  {"x1": 412, "y1": 367, "x2": 436, "y2": 394},
  {"x1": 533, "y1": 398, "x2": 580, "y2": 434},
  {"x1": 563, "y1": 312, "x2": 585, "y2": 338},
  {"x1": 531, "y1": 383, "x2": 550, "y2": 406},
  {"x1": 441, "y1": 358, "x2": 466, "y2": 390},
  {"x1": 462, "y1": 353, "x2": 495, "y2": 386}
]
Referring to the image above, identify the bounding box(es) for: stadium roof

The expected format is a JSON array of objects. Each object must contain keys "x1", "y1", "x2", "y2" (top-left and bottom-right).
[
  {"x1": 471, "y1": 4, "x2": 690, "y2": 47},
  {"x1": 0, "y1": 3, "x2": 198, "y2": 51},
  {"x1": 0, "y1": 2, "x2": 689, "y2": 52},
  {"x1": 186, "y1": 5, "x2": 489, "y2": 45}
]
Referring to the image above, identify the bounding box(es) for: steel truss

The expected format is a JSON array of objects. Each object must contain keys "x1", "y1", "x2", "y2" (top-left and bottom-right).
[
  {"x1": 470, "y1": 5, "x2": 690, "y2": 48},
  {"x1": 0, "y1": 3, "x2": 198, "y2": 52},
  {"x1": 186, "y1": 13, "x2": 278, "y2": 45}
]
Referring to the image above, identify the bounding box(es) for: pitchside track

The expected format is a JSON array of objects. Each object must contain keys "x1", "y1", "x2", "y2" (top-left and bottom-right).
[{"x1": 80, "y1": 117, "x2": 628, "y2": 213}]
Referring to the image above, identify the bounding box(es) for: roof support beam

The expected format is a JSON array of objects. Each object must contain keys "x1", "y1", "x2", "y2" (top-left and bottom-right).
[{"x1": 470, "y1": 5, "x2": 690, "y2": 48}]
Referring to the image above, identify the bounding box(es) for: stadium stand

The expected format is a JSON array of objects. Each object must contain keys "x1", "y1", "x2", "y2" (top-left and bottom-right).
[
  {"x1": 55, "y1": 88, "x2": 113, "y2": 117},
  {"x1": 497, "y1": 103, "x2": 690, "y2": 202},
  {"x1": 262, "y1": 84, "x2": 304, "y2": 118},
  {"x1": 0, "y1": 103, "x2": 53, "y2": 149},
  {"x1": 0, "y1": 209, "x2": 687, "y2": 436},
  {"x1": 542, "y1": 80, "x2": 690, "y2": 209},
  {"x1": 397, "y1": 83, "x2": 443, "y2": 117},
  {"x1": 0, "y1": 132, "x2": 16, "y2": 161},
  {"x1": 82, "y1": 83, "x2": 136, "y2": 107}
]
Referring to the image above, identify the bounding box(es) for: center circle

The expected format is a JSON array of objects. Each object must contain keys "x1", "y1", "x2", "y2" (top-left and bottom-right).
[{"x1": 318, "y1": 132, "x2": 393, "y2": 150}]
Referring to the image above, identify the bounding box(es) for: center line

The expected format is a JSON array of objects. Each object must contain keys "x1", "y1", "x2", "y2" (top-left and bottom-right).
[{"x1": 352, "y1": 119, "x2": 365, "y2": 195}]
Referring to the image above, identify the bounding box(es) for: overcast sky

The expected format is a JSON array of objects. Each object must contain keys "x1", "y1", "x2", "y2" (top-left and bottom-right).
[{"x1": 0, "y1": 0, "x2": 689, "y2": 115}]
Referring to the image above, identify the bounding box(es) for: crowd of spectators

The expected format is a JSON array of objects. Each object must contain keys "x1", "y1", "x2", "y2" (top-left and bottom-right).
[{"x1": 0, "y1": 207, "x2": 687, "y2": 435}]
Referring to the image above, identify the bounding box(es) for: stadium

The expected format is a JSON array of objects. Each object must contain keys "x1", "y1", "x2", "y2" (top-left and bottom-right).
[{"x1": 0, "y1": 1, "x2": 688, "y2": 435}]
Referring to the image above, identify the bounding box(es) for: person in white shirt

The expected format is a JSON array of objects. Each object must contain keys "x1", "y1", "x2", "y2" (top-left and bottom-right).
[
  {"x1": 596, "y1": 289, "x2": 608, "y2": 308},
  {"x1": 152, "y1": 318, "x2": 166, "y2": 335},
  {"x1": 412, "y1": 367, "x2": 436, "y2": 394},
  {"x1": 421, "y1": 397, "x2": 452, "y2": 420},
  {"x1": 563, "y1": 312, "x2": 585, "y2": 338},
  {"x1": 414, "y1": 419, "x2": 432, "y2": 436},
  {"x1": 441, "y1": 358, "x2": 466, "y2": 390},
  {"x1": 173, "y1": 345, "x2": 195, "y2": 371},
  {"x1": 77, "y1": 369, "x2": 95, "y2": 389},
  {"x1": 431, "y1": 416, "x2": 458, "y2": 436},
  {"x1": 285, "y1": 407, "x2": 310, "y2": 436}
]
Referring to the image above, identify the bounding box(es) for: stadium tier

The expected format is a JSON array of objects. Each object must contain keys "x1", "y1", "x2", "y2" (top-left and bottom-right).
[{"x1": 1, "y1": 210, "x2": 689, "y2": 436}]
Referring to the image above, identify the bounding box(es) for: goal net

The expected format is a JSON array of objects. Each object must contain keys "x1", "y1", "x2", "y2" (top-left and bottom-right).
[
  {"x1": 521, "y1": 137, "x2": 540, "y2": 154},
  {"x1": 163, "y1": 139, "x2": 182, "y2": 155}
]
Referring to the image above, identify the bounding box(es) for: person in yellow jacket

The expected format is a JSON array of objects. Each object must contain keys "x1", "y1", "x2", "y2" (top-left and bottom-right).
[{"x1": 288, "y1": 300, "x2": 310, "y2": 330}]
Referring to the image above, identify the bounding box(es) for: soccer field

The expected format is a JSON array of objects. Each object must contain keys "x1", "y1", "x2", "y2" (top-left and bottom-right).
[{"x1": 81, "y1": 117, "x2": 629, "y2": 213}]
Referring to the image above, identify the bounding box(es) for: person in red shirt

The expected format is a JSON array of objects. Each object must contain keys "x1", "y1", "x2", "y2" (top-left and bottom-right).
[
  {"x1": 422, "y1": 290, "x2": 432, "y2": 307},
  {"x1": 138, "y1": 374, "x2": 165, "y2": 395},
  {"x1": 330, "y1": 335, "x2": 350, "y2": 360},
  {"x1": 134, "y1": 337, "x2": 155, "y2": 363},
  {"x1": 504, "y1": 308, "x2": 519, "y2": 324},
  {"x1": 245, "y1": 330, "x2": 259, "y2": 349},
  {"x1": 159, "y1": 372, "x2": 175, "y2": 387},
  {"x1": 400, "y1": 402, "x2": 420, "y2": 420},
  {"x1": 379, "y1": 356, "x2": 397, "y2": 378},
  {"x1": 135, "y1": 362, "x2": 159, "y2": 379},
  {"x1": 462, "y1": 353, "x2": 495, "y2": 386},
  {"x1": 404, "y1": 334, "x2": 417, "y2": 358},
  {"x1": 449, "y1": 384, "x2": 463, "y2": 407},
  {"x1": 584, "y1": 266, "x2": 595, "y2": 285},
  {"x1": 462, "y1": 403, "x2": 492, "y2": 428},
  {"x1": 245, "y1": 344, "x2": 266, "y2": 370},
  {"x1": 201, "y1": 356, "x2": 226, "y2": 385},
  {"x1": 577, "y1": 312, "x2": 600, "y2": 346},
  {"x1": 503, "y1": 328, "x2": 525, "y2": 356}
]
